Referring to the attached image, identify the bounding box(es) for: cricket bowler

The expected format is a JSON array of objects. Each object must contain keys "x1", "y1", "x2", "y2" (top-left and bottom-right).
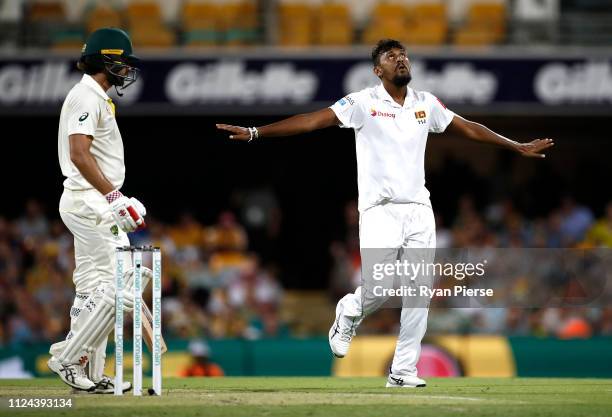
[
  {"x1": 48, "y1": 28, "x2": 146, "y2": 393},
  {"x1": 217, "y1": 39, "x2": 554, "y2": 388}
]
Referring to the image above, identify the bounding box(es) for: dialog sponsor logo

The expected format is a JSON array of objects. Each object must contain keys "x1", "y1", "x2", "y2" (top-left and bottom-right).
[{"x1": 370, "y1": 108, "x2": 396, "y2": 118}]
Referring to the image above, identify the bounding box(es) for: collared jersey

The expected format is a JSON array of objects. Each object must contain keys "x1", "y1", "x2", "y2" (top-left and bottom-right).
[
  {"x1": 330, "y1": 84, "x2": 455, "y2": 212},
  {"x1": 58, "y1": 74, "x2": 125, "y2": 191}
]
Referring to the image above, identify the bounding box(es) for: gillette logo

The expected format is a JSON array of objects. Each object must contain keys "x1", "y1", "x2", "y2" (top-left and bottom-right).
[{"x1": 370, "y1": 108, "x2": 396, "y2": 118}]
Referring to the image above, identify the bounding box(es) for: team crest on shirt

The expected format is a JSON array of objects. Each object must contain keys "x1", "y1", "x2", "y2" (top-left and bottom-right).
[
  {"x1": 415, "y1": 110, "x2": 427, "y2": 125},
  {"x1": 106, "y1": 99, "x2": 115, "y2": 116},
  {"x1": 370, "y1": 108, "x2": 396, "y2": 119},
  {"x1": 110, "y1": 225, "x2": 119, "y2": 237}
]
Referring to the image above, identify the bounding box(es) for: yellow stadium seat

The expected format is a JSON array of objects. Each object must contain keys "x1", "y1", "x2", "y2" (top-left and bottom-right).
[
  {"x1": 316, "y1": 3, "x2": 353, "y2": 46},
  {"x1": 412, "y1": 3, "x2": 446, "y2": 20},
  {"x1": 28, "y1": 1, "x2": 65, "y2": 22},
  {"x1": 183, "y1": 2, "x2": 219, "y2": 28},
  {"x1": 182, "y1": 1, "x2": 259, "y2": 47},
  {"x1": 51, "y1": 38, "x2": 84, "y2": 51},
  {"x1": 28, "y1": 1, "x2": 84, "y2": 49},
  {"x1": 363, "y1": 21, "x2": 409, "y2": 45},
  {"x1": 362, "y1": 2, "x2": 409, "y2": 45},
  {"x1": 373, "y1": 2, "x2": 408, "y2": 19},
  {"x1": 125, "y1": 1, "x2": 162, "y2": 21},
  {"x1": 125, "y1": 1, "x2": 176, "y2": 48},
  {"x1": 278, "y1": 3, "x2": 313, "y2": 46},
  {"x1": 130, "y1": 27, "x2": 176, "y2": 48},
  {"x1": 85, "y1": 5, "x2": 122, "y2": 34},
  {"x1": 222, "y1": 1, "x2": 259, "y2": 46},
  {"x1": 182, "y1": 2, "x2": 222, "y2": 46},
  {"x1": 406, "y1": 3, "x2": 448, "y2": 45},
  {"x1": 470, "y1": 2, "x2": 506, "y2": 22},
  {"x1": 453, "y1": 2, "x2": 506, "y2": 46}
]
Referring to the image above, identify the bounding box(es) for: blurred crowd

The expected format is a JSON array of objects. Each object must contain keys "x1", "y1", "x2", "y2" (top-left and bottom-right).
[
  {"x1": 0, "y1": 200, "x2": 284, "y2": 348},
  {"x1": 2, "y1": 194, "x2": 612, "y2": 348},
  {"x1": 330, "y1": 196, "x2": 612, "y2": 338}
]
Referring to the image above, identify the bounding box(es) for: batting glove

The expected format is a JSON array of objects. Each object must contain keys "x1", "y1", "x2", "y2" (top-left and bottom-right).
[{"x1": 105, "y1": 190, "x2": 147, "y2": 233}]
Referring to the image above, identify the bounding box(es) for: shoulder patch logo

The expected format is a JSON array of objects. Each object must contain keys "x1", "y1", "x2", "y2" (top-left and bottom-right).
[
  {"x1": 336, "y1": 96, "x2": 354, "y2": 107},
  {"x1": 79, "y1": 112, "x2": 89, "y2": 122},
  {"x1": 110, "y1": 225, "x2": 119, "y2": 236}
]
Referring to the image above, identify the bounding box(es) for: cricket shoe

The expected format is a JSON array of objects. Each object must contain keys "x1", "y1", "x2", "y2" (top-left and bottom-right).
[
  {"x1": 93, "y1": 375, "x2": 132, "y2": 394},
  {"x1": 47, "y1": 357, "x2": 95, "y2": 392},
  {"x1": 328, "y1": 301, "x2": 358, "y2": 358},
  {"x1": 69, "y1": 376, "x2": 132, "y2": 394},
  {"x1": 386, "y1": 374, "x2": 427, "y2": 388}
]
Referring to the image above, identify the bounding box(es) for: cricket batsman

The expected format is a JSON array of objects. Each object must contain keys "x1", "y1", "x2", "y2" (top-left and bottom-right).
[
  {"x1": 217, "y1": 39, "x2": 554, "y2": 388},
  {"x1": 48, "y1": 28, "x2": 146, "y2": 392}
]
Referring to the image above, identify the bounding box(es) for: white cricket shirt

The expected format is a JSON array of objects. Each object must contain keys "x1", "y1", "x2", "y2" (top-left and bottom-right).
[
  {"x1": 58, "y1": 74, "x2": 125, "y2": 191},
  {"x1": 330, "y1": 83, "x2": 455, "y2": 212}
]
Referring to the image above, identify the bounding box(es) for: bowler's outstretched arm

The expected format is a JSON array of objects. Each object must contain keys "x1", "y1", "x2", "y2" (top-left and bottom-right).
[
  {"x1": 447, "y1": 115, "x2": 555, "y2": 158},
  {"x1": 216, "y1": 108, "x2": 339, "y2": 140}
]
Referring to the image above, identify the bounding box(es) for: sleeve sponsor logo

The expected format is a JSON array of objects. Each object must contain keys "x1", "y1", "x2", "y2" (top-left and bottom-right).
[
  {"x1": 337, "y1": 96, "x2": 354, "y2": 107},
  {"x1": 78, "y1": 112, "x2": 89, "y2": 122}
]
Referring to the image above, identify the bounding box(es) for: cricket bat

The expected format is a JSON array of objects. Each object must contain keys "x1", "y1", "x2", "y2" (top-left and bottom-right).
[{"x1": 141, "y1": 300, "x2": 168, "y2": 355}]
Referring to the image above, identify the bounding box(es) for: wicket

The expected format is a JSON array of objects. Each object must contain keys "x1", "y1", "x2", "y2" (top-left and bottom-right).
[{"x1": 114, "y1": 246, "x2": 162, "y2": 396}]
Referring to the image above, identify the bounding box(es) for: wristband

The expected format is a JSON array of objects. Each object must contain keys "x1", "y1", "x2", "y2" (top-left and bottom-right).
[
  {"x1": 105, "y1": 189, "x2": 123, "y2": 204},
  {"x1": 248, "y1": 127, "x2": 259, "y2": 142}
]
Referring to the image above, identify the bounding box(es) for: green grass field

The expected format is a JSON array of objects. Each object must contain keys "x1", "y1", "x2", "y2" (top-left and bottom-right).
[{"x1": 1, "y1": 377, "x2": 612, "y2": 417}]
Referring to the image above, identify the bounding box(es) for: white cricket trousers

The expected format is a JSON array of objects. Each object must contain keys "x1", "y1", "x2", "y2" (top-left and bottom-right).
[
  {"x1": 339, "y1": 202, "x2": 436, "y2": 377},
  {"x1": 52, "y1": 188, "x2": 130, "y2": 379},
  {"x1": 59, "y1": 188, "x2": 130, "y2": 293}
]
